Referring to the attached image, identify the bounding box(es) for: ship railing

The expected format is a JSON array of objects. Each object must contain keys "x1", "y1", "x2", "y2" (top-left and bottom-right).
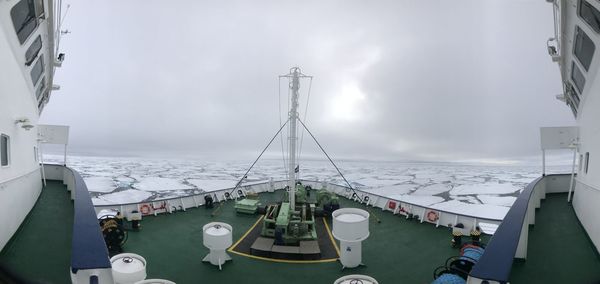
[
  {"x1": 42, "y1": 164, "x2": 113, "y2": 284},
  {"x1": 467, "y1": 173, "x2": 571, "y2": 284},
  {"x1": 547, "y1": 0, "x2": 562, "y2": 62},
  {"x1": 93, "y1": 178, "x2": 503, "y2": 235}
]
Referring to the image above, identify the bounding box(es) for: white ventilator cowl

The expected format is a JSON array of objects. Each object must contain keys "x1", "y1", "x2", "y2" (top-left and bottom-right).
[
  {"x1": 332, "y1": 208, "x2": 370, "y2": 268},
  {"x1": 135, "y1": 279, "x2": 176, "y2": 284},
  {"x1": 202, "y1": 222, "x2": 233, "y2": 269},
  {"x1": 111, "y1": 253, "x2": 147, "y2": 284},
  {"x1": 334, "y1": 274, "x2": 379, "y2": 284}
]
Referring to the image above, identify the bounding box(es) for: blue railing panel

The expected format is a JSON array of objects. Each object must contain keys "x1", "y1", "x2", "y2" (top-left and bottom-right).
[
  {"x1": 469, "y1": 174, "x2": 570, "y2": 282},
  {"x1": 68, "y1": 167, "x2": 112, "y2": 273}
]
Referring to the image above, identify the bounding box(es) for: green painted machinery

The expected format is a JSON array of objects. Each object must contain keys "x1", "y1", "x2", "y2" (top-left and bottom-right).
[{"x1": 260, "y1": 183, "x2": 339, "y2": 245}]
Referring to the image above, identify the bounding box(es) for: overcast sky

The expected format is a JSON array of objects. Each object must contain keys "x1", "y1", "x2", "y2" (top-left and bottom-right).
[{"x1": 40, "y1": 0, "x2": 575, "y2": 164}]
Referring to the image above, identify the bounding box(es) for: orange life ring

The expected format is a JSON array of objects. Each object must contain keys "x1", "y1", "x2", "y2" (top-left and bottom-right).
[
  {"x1": 427, "y1": 211, "x2": 439, "y2": 222},
  {"x1": 140, "y1": 204, "x2": 151, "y2": 215}
]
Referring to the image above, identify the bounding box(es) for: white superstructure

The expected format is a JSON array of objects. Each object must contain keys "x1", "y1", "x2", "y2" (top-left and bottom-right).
[
  {"x1": 0, "y1": 0, "x2": 61, "y2": 250},
  {"x1": 550, "y1": 0, "x2": 600, "y2": 252}
]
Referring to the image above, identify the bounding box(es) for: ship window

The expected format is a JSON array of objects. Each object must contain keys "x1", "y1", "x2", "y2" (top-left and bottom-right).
[
  {"x1": 585, "y1": 152, "x2": 590, "y2": 174},
  {"x1": 34, "y1": 0, "x2": 44, "y2": 19},
  {"x1": 567, "y1": 100, "x2": 578, "y2": 117},
  {"x1": 579, "y1": 154, "x2": 584, "y2": 172},
  {"x1": 11, "y1": 0, "x2": 38, "y2": 45},
  {"x1": 579, "y1": 0, "x2": 600, "y2": 34},
  {"x1": 36, "y1": 78, "x2": 46, "y2": 100},
  {"x1": 574, "y1": 26, "x2": 595, "y2": 71},
  {"x1": 571, "y1": 62, "x2": 586, "y2": 92},
  {"x1": 25, "y1": 35, "x2": 42, "y2": 66},
  {"x1": 1, "y1": 135, "x2": 9, "y2": 167},
  {"x1": 569, "y1": 84, "x2": 581, "y2": 105},
  {"x1": 34, "y1": 146, "x2": 38, "y2": 162},
  {"x1": 30, "y1": 56, "x2": 44, "y2": 85}
]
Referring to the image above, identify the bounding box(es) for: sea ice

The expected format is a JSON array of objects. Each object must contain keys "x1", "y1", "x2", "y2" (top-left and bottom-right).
[
  {"x1": 84, "y1": 177, "x2": 117, "y2": 193},
  {"x1": 431, "y1": 200, "x2": 510, "y2": 220},
  {"x1": 477, "y1": 195, "x2": 517, "y2": 207},
  {"x1": 93, "y1": 189, "x2": 152, "y2": 204},
  {"x1": 133, "y1": 177, "x2": 194, "y2": 191},
  {"x1": 187, "y1": 179, "x2": 237, "y2": 192},
  {"x1": 411, "y1": 184, "x2": 450, "y2": 196},
  {"x1": 364, "y1": 184, "x2": 415, "y2": 196},
  {"x1": 450, "y1": 182, "x2": 520, "y2": 195},
  {"x1": 388, "y1": 195, "x2": 445, "y2": 207}
]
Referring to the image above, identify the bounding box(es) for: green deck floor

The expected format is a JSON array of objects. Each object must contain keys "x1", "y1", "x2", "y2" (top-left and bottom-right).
[
  {"x1": 2, "y1": 184, "x2": 599, "y2": 284},
  {"x1": 124, "y1": 192, "x2": 481, "y2": 284},
  {"x1": 510, "y1": 193, "x2": 600, "y2": 283},
  {"x1": 0, "y1": 180, "x2": 72, "y2": 284}
]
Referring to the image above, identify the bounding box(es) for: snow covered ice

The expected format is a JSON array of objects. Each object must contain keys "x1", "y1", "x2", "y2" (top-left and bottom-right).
[{"x1": 43, "y1": 155, "x2": 570, "y2": 219}]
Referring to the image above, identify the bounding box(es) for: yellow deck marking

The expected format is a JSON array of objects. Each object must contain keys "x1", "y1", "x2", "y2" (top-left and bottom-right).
[
  {"x1": 228, "y1": 250, "x2": 338, "y2": 264},
  {"x1": 227, "y1": 215, "x2": 341, "y2": 264},
  {"x1": 230, "y1": 215, "x2": 264, "y2": 250},
  {"x1": 323, "y1": 217, "x2": 340, "y2": 256}
]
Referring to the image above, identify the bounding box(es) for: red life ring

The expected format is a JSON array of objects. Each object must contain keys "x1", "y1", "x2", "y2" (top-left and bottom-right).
[
  {"x1": 427, "y1": 211, "x2": 439, "y2": 222},
  {"x1": 140, "y1": 204, "x2": 151, "y2": 215},
  {"x1": 387, "y1": 200, "x2": 397, "y2": 210}
]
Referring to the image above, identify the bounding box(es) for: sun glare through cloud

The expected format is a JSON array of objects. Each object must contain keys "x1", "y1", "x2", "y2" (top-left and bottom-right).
[{"x1": 329, "y1": 84, "x2": 366, "y2": 122}]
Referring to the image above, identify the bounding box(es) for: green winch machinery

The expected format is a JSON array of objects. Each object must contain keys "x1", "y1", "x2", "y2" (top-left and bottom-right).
[{"x1": 260, "y1": 182, "x2": 338, "y2": 245}]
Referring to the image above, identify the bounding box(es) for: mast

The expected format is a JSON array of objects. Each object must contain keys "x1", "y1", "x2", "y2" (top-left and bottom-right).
[{"x1": 287, "y1": 67, "x2": 300, "y2": 211}]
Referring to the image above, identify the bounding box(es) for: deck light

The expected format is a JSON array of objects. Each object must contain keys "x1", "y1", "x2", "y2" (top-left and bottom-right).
[{"x1": 15, "y1": 118, "x2": 34, "y2": 130}]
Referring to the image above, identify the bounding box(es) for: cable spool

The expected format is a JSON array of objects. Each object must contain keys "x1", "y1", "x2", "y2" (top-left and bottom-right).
[
  {"x1": 224, "y1": 192, "x2": 231, "y2": 199},
  {"x1": 99, "y1": 215, "x2": 128, "y2": 253},
  {"x1": 237, "y1": 189, "x2": 243, "y2": 196}
]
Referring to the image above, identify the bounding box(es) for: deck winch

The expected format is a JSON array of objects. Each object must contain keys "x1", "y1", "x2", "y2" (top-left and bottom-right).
[
  {"x1": 432, "y1": 240, "x2": 486, "y2": 283},
  {"x1": 99, "y1": 214, "x2": 128, "y2": 253}
]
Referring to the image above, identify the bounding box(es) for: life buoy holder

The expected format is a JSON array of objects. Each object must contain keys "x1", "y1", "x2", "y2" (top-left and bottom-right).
[
  {"x1": 427, "y1": 211, "x2": 439, "y2": 222},
  {"x1": 140, "y1": 204, "x2": 151, "y2": 215}
]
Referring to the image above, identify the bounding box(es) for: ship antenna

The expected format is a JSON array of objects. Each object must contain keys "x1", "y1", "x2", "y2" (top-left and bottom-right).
[{"x1": 279, "y1": 67, "x2": 312, "y2": 211}]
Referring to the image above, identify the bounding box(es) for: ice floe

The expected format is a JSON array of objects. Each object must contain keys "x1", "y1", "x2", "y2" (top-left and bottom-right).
[
  {"x1": 411, "y1": 184, "x2": 451, "y2": 196},
  {"x1": 48, "y1": 154, "x2": 573, "y2": 218},
  {"x1": 431, "y1": 200, "x2": 510, "y2": 220},
  {"x1": 93, "y1": 189, "x2": 152, "y2": 204},
  {"x1": 391, "y1": 195, "x2": 445, "y2": 207},
  {"x1": 450, "y1": 182, "x2": 520, "y2": 195},
  {"x1": 477, "y1": 195, "x2": 517, "y2": 207},
  {"x1": 187, "y1": 179, "x2": 237, "y2": 192},
  {"x1": 133, "y1": 177, "x2": 194, "y2": 191},
  {"x1": 84, "y1": 177, "x2": 117, "y2": 193}
]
